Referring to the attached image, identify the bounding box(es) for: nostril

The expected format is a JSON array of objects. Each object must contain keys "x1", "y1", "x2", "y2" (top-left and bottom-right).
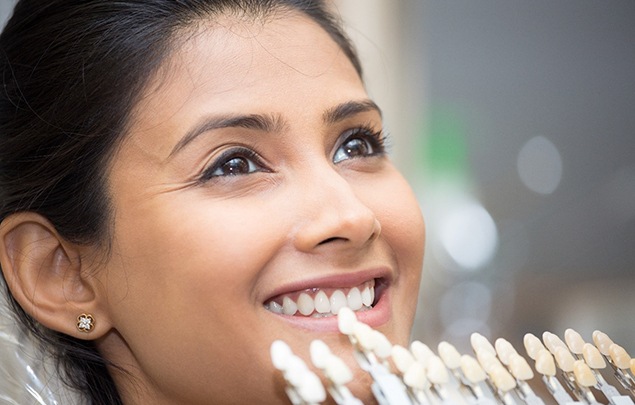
[{"x1": 317, "y1": 236, "x2": 346, "y2": 246}]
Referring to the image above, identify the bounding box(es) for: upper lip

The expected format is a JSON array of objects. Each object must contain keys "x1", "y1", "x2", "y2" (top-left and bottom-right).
[{"x1": 261, "y1": 267, "x2": 393, "y2": 304}]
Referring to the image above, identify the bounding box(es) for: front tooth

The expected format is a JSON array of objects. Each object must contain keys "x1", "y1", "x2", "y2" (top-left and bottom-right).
[
  {"x1": 283, "y1": 296, "x2": 297, "y2": 315},
  {"x1": 330, "y1": 290, "x2": 347, "y2": 314},
  {"x1": 314, "y1": 291, "x2": 330, "y2": 314},
  {"x1": 347, "y1": 287, "x2": 363, "y2": 310},
  {"x1": 361, "y1": 286, "x2": 372, "y2": 307},
  {"x1": 297, "y1": 293, "x2": 314, "y2": 316}
]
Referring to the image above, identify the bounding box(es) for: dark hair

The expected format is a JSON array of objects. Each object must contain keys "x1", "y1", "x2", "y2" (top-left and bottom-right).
[{"x1": 0, "y1": 1, "x2": 361, "y2": 403}]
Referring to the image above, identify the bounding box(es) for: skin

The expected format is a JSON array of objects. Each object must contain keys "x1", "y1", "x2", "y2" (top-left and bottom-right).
[{"x1": 83, "y1": 12, "x2": 425, "y2": 404}]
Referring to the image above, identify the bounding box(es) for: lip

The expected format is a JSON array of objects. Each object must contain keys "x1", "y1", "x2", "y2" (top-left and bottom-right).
[{"x1": 262, "y1": 267, "x2": 393, "y2": 332}]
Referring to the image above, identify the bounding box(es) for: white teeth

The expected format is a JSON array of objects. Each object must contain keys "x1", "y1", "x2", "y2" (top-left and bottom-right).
[
  {"x1": 283, "y1": 296, "x2": 297, "y2": 315},
  {"x1": 297, "y1": 293, "x2": 315, "y2": 316},
  {"x1": 361, "y1": 286, "x2": 372, "y2": 307},
  {"x1": 347, "y1": 287, "x2": 363, "y2": 311},
  {"x1": 329, "y1": 290, "x2": 347, "y2": 314},
  {"x1": 314, "y1": 291, "x2": 330, "y2": 314},
  {"x1": 266, "y1": 283, "x2": 376, "y2": 317}
]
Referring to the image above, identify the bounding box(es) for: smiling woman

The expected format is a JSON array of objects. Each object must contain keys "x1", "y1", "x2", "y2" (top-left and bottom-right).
[{"x1": 0, "y1": 1, "x2": 425, "y2": 404}]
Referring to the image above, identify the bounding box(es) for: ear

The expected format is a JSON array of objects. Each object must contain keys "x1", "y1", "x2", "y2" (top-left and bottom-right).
[{"x1": 0, "y1": 212, "x2": 111, "y2": 340}]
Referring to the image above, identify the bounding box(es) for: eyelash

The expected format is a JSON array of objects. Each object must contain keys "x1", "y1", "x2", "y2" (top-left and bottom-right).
[
  {"x1": 198, "y1": 147, "x2": 267, "y2": 182},
  {"x1": 333, "y1": 125, "x2": 389, "y2": 164},
  {"x1": 197, "y1": 125, "x2": 389, "y2": 182}
]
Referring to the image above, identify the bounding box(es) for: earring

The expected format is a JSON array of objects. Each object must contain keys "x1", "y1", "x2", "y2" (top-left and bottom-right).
[{"x1": 76, "y1": 313, "x2": 95, "y2": 333}]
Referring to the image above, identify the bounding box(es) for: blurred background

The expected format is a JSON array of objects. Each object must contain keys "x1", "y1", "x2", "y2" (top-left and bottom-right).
[
  {"x1": 1, "y1": 0, "x2": 634, "y2": 395},
  {"x1": 335, "y1": 0, "x2": 635, "y2": 355}
]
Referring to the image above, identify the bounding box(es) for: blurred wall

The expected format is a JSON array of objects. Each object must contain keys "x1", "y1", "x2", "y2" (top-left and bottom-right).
[{"x1": 336, "y1": 0, "x2": 635, "y2": 354}]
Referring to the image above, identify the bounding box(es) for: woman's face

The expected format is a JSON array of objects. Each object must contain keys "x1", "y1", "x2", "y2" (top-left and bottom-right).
[{"x1": 96, "y1": 12, "x2": 425, "y2": 404}]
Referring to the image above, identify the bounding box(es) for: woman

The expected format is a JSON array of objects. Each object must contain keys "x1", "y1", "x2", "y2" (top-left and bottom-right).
[{"x1": 0, "y1": 0, "x2": 425, "y2": 404}]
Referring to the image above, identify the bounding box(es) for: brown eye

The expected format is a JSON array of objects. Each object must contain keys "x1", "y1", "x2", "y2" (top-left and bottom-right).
[
  {"x1": 200, "y1": 147, "x2": 266, "y2": 181},
  {"x1": 333, "y1": 127, "x2": 387, "y2": 164},
  {"x1": 216, "y1": 157, "x2": 252, "y2": 176}
]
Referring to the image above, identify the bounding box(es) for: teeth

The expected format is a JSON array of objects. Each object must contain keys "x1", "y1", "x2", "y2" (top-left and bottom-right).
[
  {"x1": 265, "y1": 283, "x2": 376, "y2": 317},
  {"x1": 314, "y1": 291, "x2": 330, "y2": 314},
  {"x1": 361, "y1": 286, "x2": 372, "y2": 306},
  {"x1": 347, "y1": 287, "x2": 363, "y2": 310},
  {"x1": 297, "y1": 293, "x2": 315, "y2": 316},
  {"x1": 283, "y1": 296, "x2": 298, "y2": 315},
  {"x1": 329, "y1": 290, "x2": 347, "y2": 314}
]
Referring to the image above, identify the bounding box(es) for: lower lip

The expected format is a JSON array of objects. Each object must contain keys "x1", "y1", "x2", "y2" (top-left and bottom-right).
[{"x1": 267, "y1": 289, "x2": 392, "y2": 332}]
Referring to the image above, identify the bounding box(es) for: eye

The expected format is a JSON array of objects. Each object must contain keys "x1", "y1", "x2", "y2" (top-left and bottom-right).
[
  {"x1": 333, "y1": 127, "x2": 387, "y2": 164},
  {"x1": 199, "y1": 147, "x2": 267, "y2": 181}
]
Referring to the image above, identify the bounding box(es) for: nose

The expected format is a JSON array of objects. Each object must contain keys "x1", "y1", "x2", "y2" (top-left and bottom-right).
[{"x1": 292, "y1": 165, "x2": 381, "y2": 253}]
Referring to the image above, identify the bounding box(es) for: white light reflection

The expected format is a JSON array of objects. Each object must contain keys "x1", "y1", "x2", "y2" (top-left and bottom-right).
[
  {"x1": 517, "y1": 135, "x2": 563, "y2": 194},
  {"x1": 438, "y1": 200, "x2": 499, "y2": 271}
]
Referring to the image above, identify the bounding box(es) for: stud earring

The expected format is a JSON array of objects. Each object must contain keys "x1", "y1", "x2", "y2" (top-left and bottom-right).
[{"x1": 76, "y1": 313, "x2": 95, "y2": 333}]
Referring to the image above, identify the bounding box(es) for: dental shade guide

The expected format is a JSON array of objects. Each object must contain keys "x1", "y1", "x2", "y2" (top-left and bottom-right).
[
  {"x1": 271, "y1": 319, "x2": 635, "y2": 405},
  {"x1": 271, "y1": 340, "x2": 327, "y2": 405},
  {"x1": 339, "y1": 307, "x2": 412, "y2": 405}
]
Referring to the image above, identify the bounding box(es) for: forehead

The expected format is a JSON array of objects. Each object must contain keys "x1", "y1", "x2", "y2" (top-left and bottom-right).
[{"x1": 125, "y1": 12, "x2": 364, "y2": 157}]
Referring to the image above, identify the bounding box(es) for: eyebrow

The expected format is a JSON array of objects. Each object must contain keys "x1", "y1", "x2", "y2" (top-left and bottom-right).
[{"x1": 168, "y1": 99, "x2": 382, "y2": 158}]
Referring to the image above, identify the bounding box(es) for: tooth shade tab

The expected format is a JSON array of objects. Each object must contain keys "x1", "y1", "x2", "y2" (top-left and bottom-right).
[
  {"x1": 427, "y1": 355, "x2": 450, "y2": 385},
  {"x1": 476, "y1": 349, "x2": 502, "y2": 374},
  {"x1": 460, "y1": 354, "x2": 487, "y2": 383},
  {"x1": 338, "y1": 307, "x2": 357, "y2": 335},
  {"x1": 494, "y1": 338, "x2": 518, "y2": 366},
  {"x1": 631, "y1": 358, "x2": 635, "y2": 375},
  {"x1": 310, "y1": 340, "x2": 331, "y2": 369},
  {"x1": 582, "y1": 343, "x2": 606, "y2": 369},
  {"x1": 471, "y1": 332, "x2": 496, "y2": 356},
  {"x1": 324, "y1": 355, "x2": 354, "y2": 385},
  {"x1": 535, "y1": 349, "x2": 557, "y2": 376},
  {"x1": 297, "y1": 372, "x2": 327, "y2": 403},
  {"x1": 509, "y1": 353, "x2": 534, "y2": 381},
  {"x1": 271, "y1": 340, "x2": 294, "y2": 371},
  {"x1": 573, "y1": 360, "x2": 597, "y2": 388},
  {"x1": 609, "y1": 344, "x2": 632, "y2": 369},
  {"x1": 554, "y1": 347, "x2": 575, "y2": 373},
  {"x1": 564, "y1": 328, "x2": 586, "y2": 354},
  {"x1": 403, "y1": 361, "x2": 428, "y2": 390},
  {"x1": 392, "y1": 345, "x2": 416, "y2": 374},
  {"x1": 410, "y1": 341, "x2": 434, "y2": 367},
  {"x1": 524, "y1": 333, "x2": 546, "y2": 360},
  {"x1": 372, "y1": 330, "x2": 393, "y2": 359},
  {"x1": 592, "y1": 330, "x2": 614, "y2": 356},
  {"x1": 490, "y1": 364, "x2": 517, "y2": 392},
  {"x1": 542, "y1": 331, "x2": 568, "y2": 355},
  {"x1": 353, "y1": 322, "x2": 375, "y2": 351},
  {"x1": 438, "y1": 341, "x2": 462, "y2": 370}
]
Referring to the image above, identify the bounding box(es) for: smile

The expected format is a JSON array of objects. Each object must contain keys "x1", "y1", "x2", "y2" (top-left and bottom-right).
[{"x1": 264, "y1": 280, "x2": 377, "y2": 318}]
